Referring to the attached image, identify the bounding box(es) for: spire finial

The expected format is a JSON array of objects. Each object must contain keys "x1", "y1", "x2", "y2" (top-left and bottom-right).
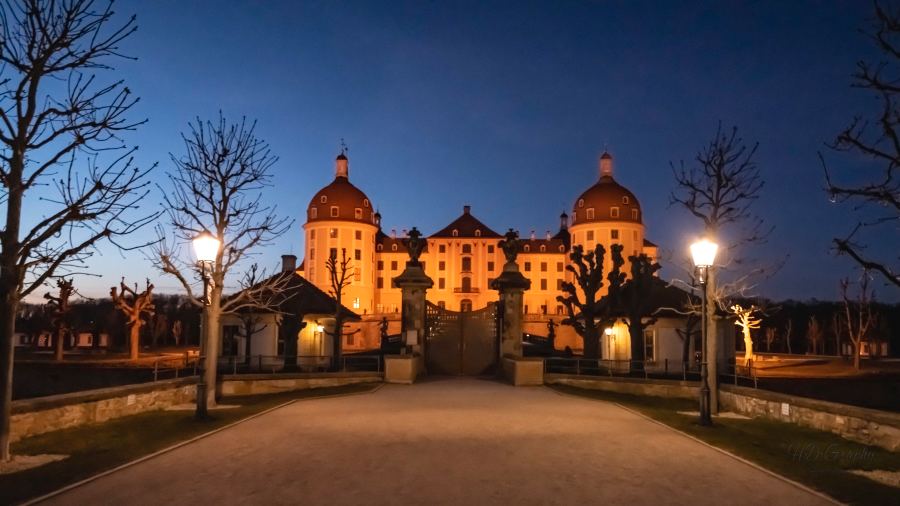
[{"x1": 339, "y1": 138, "x2": 348, "y2": 156}]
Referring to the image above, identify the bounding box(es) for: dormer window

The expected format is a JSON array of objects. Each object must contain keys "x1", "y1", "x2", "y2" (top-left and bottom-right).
[
  {"x1": 558, "y1": 245, "x2": 565, "y2": 252},
  {"x1": 586, "y1": 208, "x2": 595, "y2": 220},
  {"x1": 632, "y1": 209, "x2": 639, "y2": 220},
  {"x1": 610, "y1": 207, "x2": 620, "y2": 218},
  {"x1": 310, "y1": 208, "x2": 317, "y2": 219},
  {"x1": 363, "y1": 199, "x2": 369, "y2": 207},
  {"x1": 391, "y1": 244, "x2": 398, "y2": 252},
  {"x1": 377, "y1": 244, "x2": 383, "y2": 251},
  {"x1": 320, "y1": 195, "x2": 327, "y2": 204},
  {"x1": 331, "y1": 206, "x2": 339, "y2": 218},
  {"x1": 540, "y1": 245, "x2": 546, "y2": 252},
  {"x1": 578, "y1": 199, "x2": 584, "y2": 208},
  {"x1": 354, "y1": 208, "x2": 362, "y2": 220},
  {"x1": 452, "y1": 229, "x2": 459, "y2": 237},
  {"x1": 524, "y1": 245, "x2": 530, "y2": 252},
  {"x1": 623, "y1": 196, "x2": 630, "y2": 204},
  {"x1": 475, "y1": 229, "x2": 481, "y2": 237}
]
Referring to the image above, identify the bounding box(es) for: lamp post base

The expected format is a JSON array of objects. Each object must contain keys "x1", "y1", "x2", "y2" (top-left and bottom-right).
[
  {"x1": 195, "y1": 378, "x2": 208, "y2": 419},
  {"x1": 699, "y1": 362, "x2": 712, "y2": 426}
]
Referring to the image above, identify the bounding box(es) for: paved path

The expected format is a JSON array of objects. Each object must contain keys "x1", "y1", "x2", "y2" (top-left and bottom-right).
[{"x1": 43, "y1": 378, "x2": 832, "y2": 505}]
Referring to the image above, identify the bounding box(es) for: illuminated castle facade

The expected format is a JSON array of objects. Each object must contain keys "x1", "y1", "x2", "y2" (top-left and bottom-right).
[{"x1": 299, "y1": 151, "x2": 658, "y2": 324}]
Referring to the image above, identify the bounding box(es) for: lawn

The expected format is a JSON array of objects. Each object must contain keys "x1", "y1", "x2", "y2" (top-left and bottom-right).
[
  {"x1": 549, "y1": 384, "x2": 900, "y2": 506},
  {"x1": 1, "y1": 383, "x2": 378, "y2": 505}
]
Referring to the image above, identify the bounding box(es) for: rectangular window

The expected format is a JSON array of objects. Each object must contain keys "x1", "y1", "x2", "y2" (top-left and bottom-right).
[
  {"x1": 438, "y1": 301, "x2": 446, "y2": 309},
  {"x1": 632, "y1": 209, "x2": 639, "y2": 220},
  {"x1": 540, "y1": 305, "x2": 547, "y2": 315},
  {"x1": 391, "y1": 260, "x2": 398, "y2": 270},
  {"x1": 540, "y1": 279, "x2": 547, "y2": 290},
  {"x1": 611, "y1": 229, "x2": 619, "y2": 240},
  {"x1": 557, "y1": 279, "x2": 564, "y2": 290},
  {"x1": 439, "y1": 278, "x2": 446, "y2": 289},
  {"x1": 644, "y1": 329, "x2": 656, "y2": 362},
  {"x1": 355, "y1": 249, "x2": 361, "y2": 261},
  {"x1": 488, "y1": 245, "x2": 495, "y2": 253},
  {"x1": 310, "y1": 248, "x2": 315, "y2": 260},
  {"x1": 524, "y1": 262, "x2": 531, "y2": 272},
  {"x1": 487, "y1": 261, "x2": 495, "y2": 271},
  {"x1": 633, "y1": 230, "x2": 638, "y2": 241},
  {"x1": 329, "y1": 248, "x2": 337, "y2": 259},
  {"x1": 310, "y1": 230, "x2": 316, "y2": 239},
  {"x1": 310, "y1": 208, "x2": 317, "y2": 219},
  {"x1": 587, "y1": 230, "x2": 594, "y2": 241},
  {"x1": 439, "y1": 244, "x2": 446, "y2": 253},
  {"x1": 377, "y1": 260, "x2": 383, "y2": 270},
  {"x1": 540, "y1": 262, "x2": 547, "y2": 272},
  {"x1": 586, "y1": 208, "x2": 595, "y2": 220},
  {"x1": 352, "y1": 297, "x2": 360, "y2": 309},
  {"x1": 354, "y1": 208, "x2": 362, "y2": 220},
  {"x1": 610, "y1": 207, "x2": 620, "y2": 218},
  {"x1": 524, "y1": 305, "x2": 529, "y2": 315},
  {"x1": 439, "y1": 261, "x2": 446, "y2": 271},
  {"x1": 556, "y1": 305, "x2": 564, "y2": 315},
  {"x1": 329, "y1": 228, "x2": 338, "y2": 238},
  {"x1": 377, "y1": 277, "x2": 384, "y2": 289},
  {"x1": 331, "y1": 206, "x2": 339, "y2": 217},
  {"x1": 353, "y1": 267, "x2": 360, "y2": 282},
  {"x1": 346, "y1": 333, "x2": 355, "y2": 346},
  {"x1": 556, "y1": 262, "x2": 563, "y2": 272},
  {"x1": 355, "y1": 230, "x2": 362, "y2": 240}
]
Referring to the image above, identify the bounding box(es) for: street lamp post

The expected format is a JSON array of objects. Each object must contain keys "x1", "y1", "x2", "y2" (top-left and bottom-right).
[
  {"x1": 193, "y1": 231, "x2": 220, "y2": 419},
  {"x1": 691, "y1": 238, "x2": 718, "y2": 427}
]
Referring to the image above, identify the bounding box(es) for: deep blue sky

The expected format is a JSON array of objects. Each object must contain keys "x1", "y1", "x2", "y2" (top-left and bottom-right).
[{"x1": 34, "y1": 0, "x2": 898, "y2": 301}]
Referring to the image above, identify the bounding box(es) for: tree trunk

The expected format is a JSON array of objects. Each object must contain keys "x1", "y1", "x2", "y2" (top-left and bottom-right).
[
  {"x1": 743, "y1": 329, "x2": 753, "y2": 364},
  {"x1": 582, "y1": 326, "x2": 600, "y2": 359},
  {"x1": 0, "y1": 287, "x2": 17, "y2": 462},
  {"x1": 706, "y1": 270, "x2": 719, "y2": 415},
  {"x1": 244, "y1": 325, "x2": 253, "y2": 366},
  {"x1": 202, "y1": 293, "x2": 222, "y2": 409},
  {"x1": 129, "y1": 323, "x2": 142, "y2": 361},
  {"x1": 853, "y1": 340, "x2": 861, "y2": 370},
  {"x1": 54, "y1": 328, "x2": 65, "y2": 362},
  {"x1": 628, "y1": 320, "x2": 645, "y2": 371}
]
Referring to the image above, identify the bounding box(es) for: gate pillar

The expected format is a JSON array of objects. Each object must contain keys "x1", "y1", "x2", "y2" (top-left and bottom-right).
[
  {"x1": 392, "y1": 228, "x2": 433, "y2": 355},
  {"x1": 489, "y1": 230, "x2": 531, "y2": 359}
]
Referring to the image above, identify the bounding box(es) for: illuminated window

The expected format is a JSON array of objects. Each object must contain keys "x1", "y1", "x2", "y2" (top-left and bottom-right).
[
  {"x1": 329, "y1": 228, "x2": 337, "y2": 238},
  {"x1": 331, "y1": 206, "x2": 339, "y2": 217},
  {"x1": 644, "y1": 329, "x2": 656, "y2": 361},
  {"x1": 355, "y1": 230, "x2": 361, "y2": 240},
  {"x1": 462, "y1": 244, "x2": 472, "y2": 254},
  {"x1": 586, "y1": 208, "x2": 595, "y2": 220},
  {"x1": 354, "y1": 208, "x2": 362, "y2": 220},
  {"x1": 310, "y1": 208, "x2": 317, "y2": 219},
  {"x1": 611, "y1": 229, "x2": 619, "y2": 240},
  {"x1": 352, "y1": 298, "x2": 360, "y2": 309},
  {"x1": 320, "y1": 195, "x2": 327, "y2": 203},
  {"x1": 610, "y1": 207, "x2": 619, "y2": 218}
]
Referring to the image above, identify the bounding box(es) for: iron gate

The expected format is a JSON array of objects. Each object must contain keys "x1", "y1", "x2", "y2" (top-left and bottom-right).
[{"x1": 425, "y1": 301, "x2": 499, "y2": 376}]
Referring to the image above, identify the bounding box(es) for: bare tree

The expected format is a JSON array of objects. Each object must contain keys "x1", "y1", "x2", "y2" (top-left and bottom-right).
[
  {"x1": 823, "y1": 3, "x2": 900, "y2": 289},
  {"x1": 620, "y1": 253, "x2": 661, "y2": 370},
  {"x1": 764, "y1": 327, "x2": 777, "y2": 352},
  {"x1": 235, "y1": 264, "x2": 269, "y2": 365},
  {"x1": 730, "y1": 304, "x2": 761, "y2": 364},
  {"x1": 0, "y1": 0, "x2": 159, "y2": 460},
  {"x1": 153, "y1": 114, "x2": 291, "y2": 408},
  {"x1": 44, "y1": 279, "x2": 76, "y2": 362},
  {"x1": 557, "y1": 244, "x2": 626, "y2": 359},
  {"x1": 670, "y1": 124, "x2": 771, "y2": 413},
  {"x1": 110, "y1": 278, "x2": 154, "y2": 361},
  {"x1": 324, "y1": 249, "x2": 356, "y2": 370},
  {"x1": 806, "y1": 316, "x2": 824, "y2": 355},
  {"x1": 675, "y1": 310, "x2": 700, "y2": 366},
  {"x1": 840, "y1": 273, "x2": 878, "y2": 370},
  {"x1": 784, "y1": 318, "x2": 794, "y2": 354}
]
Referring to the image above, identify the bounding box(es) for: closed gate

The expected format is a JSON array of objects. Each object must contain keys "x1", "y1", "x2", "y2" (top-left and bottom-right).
[{"x1": 425, "y1": 301, "x2": 499, "y2": 376}]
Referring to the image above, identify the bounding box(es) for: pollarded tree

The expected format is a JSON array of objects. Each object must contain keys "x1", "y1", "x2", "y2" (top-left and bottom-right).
[
  {"x1": 730, "y1": 304, "x2": 761, "y2": 364},
  {"x1": 153, "y1": 114, "x2": 292, "y2": 409},
  {"x1": 110, "y1": 278, "x2": 154, "y2": 361},
  {"x1": 806, "y1": 316, "x2": 824, "y2": 355},
  {"x1": 557, "y1": 243, "x2": 625, "y2": 359},
  {"x1": 839, "y1": 273, "x2": 878, "y2": 370},
  {"x1": 620, "y1": 253, "x2": 662, "y2": 370},
  {"x1": 0, "y1": 0, "x2": 156, "y2": 461},
  {"x1": 44, "y1": 279, "x2": 76, "y2": 362},
  {"x1": 823, "y1": 3, "x2": 900, "y2": 289},
  {"x1": 670, "y1": 124, "x2": 772, "y2": 413}
]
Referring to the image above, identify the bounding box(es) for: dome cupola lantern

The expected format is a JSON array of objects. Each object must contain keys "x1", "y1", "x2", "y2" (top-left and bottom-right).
[
  {"x1": 600, "y1": 151, "x2": 613, "y2": 178},
  {"x1": 335, "y1": 152, "x2": 349, "y2": 179}
]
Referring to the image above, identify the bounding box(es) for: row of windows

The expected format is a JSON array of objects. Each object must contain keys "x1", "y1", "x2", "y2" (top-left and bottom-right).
[
  {"x1": 309, "y1": 229, "x2": 364, "y2": 240},
  {"x1": 578, "y1": 195, "x2": 631, "y2": 207},
  {"x1": 583, "y1": 229, "x2": 640, "y2": 242},
  {"x1": 318, "y1": 195, "x2": 371, "y2": 208}
]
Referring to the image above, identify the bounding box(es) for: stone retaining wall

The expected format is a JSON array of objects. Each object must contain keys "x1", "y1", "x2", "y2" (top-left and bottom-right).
[
  {"x1": 544, "y1": 373, "x2": 699, "y2": 399},
  {"x1": 720, "y1": 385, "x2": 900, "y2": 452},
  {"x1": 219, "y1": 372, "x2": 382, "y2": 396},
  {"x1": 10, "y1": 378, "x2": 196, "y2": 443}
]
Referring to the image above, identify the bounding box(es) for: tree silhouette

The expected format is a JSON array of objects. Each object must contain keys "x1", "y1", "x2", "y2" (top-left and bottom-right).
[
  {"x1": 110, "y1": 279, "x2": 155, "y2": 361},
  {"x1": 324, "y1": 248, "x2": 356, "y2": 370},
  {"x1": 620, "y1": 254, "x2": 662, "y2": 369},
  {"x1": 44, "y1": 279, "x2": 76, "y2": 362},
  {"x1": 839, "y1": 273, "x2": 878, "y2": 370}
]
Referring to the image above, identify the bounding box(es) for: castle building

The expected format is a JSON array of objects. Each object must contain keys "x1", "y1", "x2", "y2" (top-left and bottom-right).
[{"x1": 298, "y1": 150, "x2": 659, "y2": 352}]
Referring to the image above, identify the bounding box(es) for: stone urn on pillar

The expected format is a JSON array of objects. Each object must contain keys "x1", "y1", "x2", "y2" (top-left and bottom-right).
[
  {"x1": 391, "y1": 227, "x2": 433, "y2": 357},
  {"x1": 489, "y1": 229, "x2": 531, "y2": 359}
]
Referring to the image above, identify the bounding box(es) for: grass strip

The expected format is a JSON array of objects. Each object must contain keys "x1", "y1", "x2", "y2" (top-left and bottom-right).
[
  {"x1": 2, "y1": 383, "x2": 377, "y2": 505},
  {"x1": 548, "y1": 384, "x2": 900, "y2": 506}
]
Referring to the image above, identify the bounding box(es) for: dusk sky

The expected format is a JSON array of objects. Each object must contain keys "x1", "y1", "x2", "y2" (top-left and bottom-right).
[{"x1": 27, "y1": 0, "x2": 898, "y2": 302}]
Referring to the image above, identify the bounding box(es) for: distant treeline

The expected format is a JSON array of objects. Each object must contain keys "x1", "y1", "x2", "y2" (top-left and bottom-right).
[{"x1": 16, "y1": 293, "x2": 201, "y2": 351}]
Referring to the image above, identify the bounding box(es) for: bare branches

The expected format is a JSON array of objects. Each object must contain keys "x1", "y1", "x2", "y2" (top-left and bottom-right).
[
  {"x1": 110, "y1": 277, "x2": 154, "y2": 360},
  {"x1": 822, "y1": 3, "x2": 900, "y2": 288},
  {"x1": 839, "y1": 272, "x2": 878, "y2": 369}
]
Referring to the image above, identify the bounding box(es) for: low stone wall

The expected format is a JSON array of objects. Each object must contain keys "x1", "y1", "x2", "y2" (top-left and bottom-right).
[
  {"x1": 10, "y1": 378, "x2": 196, "y2": 443},
  {"x1": 219, "y1": 372, "x2": 382, "y2": 396},
  {"x1": 720, "y1": 385, "x2": 900, "y2": 452},
  {"x1": 544, "y1": 373, "x2": 699, "y2": 400},
  {"x1": 503, "y1": 357, "x2": 544, "y2": 386}
]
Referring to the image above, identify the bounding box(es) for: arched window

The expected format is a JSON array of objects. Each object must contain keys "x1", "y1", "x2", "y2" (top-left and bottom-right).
[
  {"x1": 578, "y1": 198, "x2": 584, "y2": 208},
  {"x1": 320, "y1": 195, "x2": 327, "y2": 204},
  {"x1": 377, "y1": 244, "x2": 383, "y2": 251},
  {"x1": 623, "y1": 196, "x2": 630, "y2": 204},
  {"x1": 354, "y1": 208, "x2": 362, "y2": 219},
  {"x1": 610, "y1": 207, "x2": 620, "y2": 218},
  {"x1": 391, "y1": 244, "x2": 398, "y2": 252},
  {"x1": 462, "y1": 244, "x2": 472, "y2": 254},
  {"x1": 558, "y1": 245, "x2": 565, "y2": 252},
  {"x1": 460, "y1": 299, "x2": 473, "y2": 312},
  {"x1": 540, "y1": 245, "x2": 546, "y2": 252},
  {"x1": 452, "y1": 229, "x2": 459, "y2": 237},
  {"x1": 330, "y1": 206, "x2": 339, "y2": 217},
  {"x1": 586, "y1": 208, "x2": 595, "y2": 220},
  {"x1": 524, "y1": 245, "x2": 530, "y2": 252},
  {"x1": 475, "y1": 229, "x2": 481, "y2": 237},
  {"x1": 363, "y1": 199, "x2": 369, "y2": 207}
]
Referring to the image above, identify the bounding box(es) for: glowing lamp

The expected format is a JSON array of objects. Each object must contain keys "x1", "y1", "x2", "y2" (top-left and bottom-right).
[
  {"x1": 690, "y1": 238, "x2": 718, "y2": 268},
  {"x1": 316, "y1": 325, "x2": 325, "y2": 333},
  {"x1": 604, "y1": 327, "x2": 613, "y2": 336},
  {"x1": 192, "y1": 232, "x2": 220, "y2": 264}
]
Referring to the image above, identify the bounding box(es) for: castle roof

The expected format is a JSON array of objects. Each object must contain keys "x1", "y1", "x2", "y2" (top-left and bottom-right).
[{"x1": 429, "y1": 206, "x2": 502, "y2": 239}]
